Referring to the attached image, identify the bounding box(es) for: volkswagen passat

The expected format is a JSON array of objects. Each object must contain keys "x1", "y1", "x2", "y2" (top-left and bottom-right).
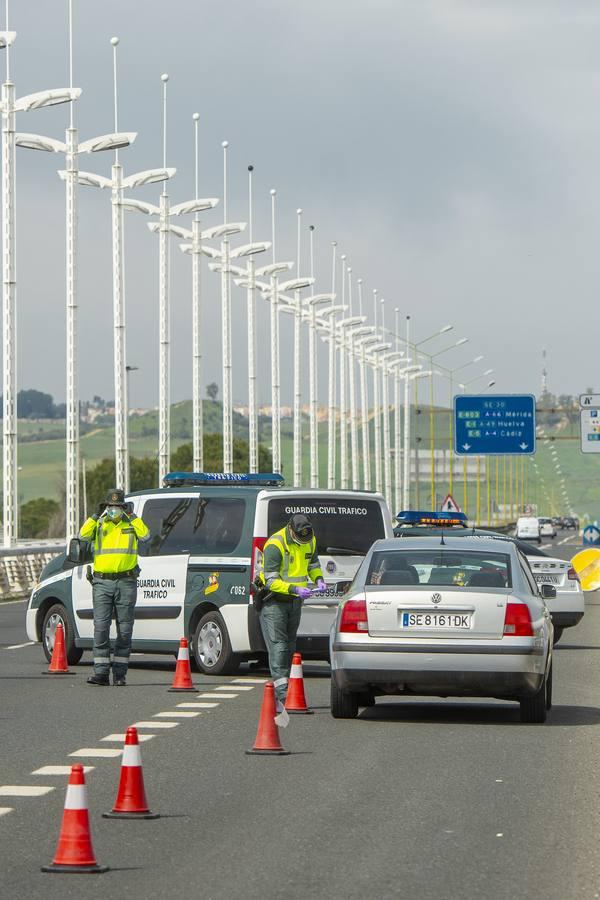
[{"x1": 330, "y1": 536, "x2": 554, "y2": 724}]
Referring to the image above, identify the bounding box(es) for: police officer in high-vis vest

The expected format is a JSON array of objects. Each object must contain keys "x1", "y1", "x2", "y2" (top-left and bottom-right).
[
  {"x1": 259, "y1": 513, "x2": 325, "y2": 704},
  {"x1": 79, "y1": 488, "x2": 150, "y2": 686}
]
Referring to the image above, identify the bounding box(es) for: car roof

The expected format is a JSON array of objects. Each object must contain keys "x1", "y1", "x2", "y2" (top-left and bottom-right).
[
  {"x1": 127, "y1": 486, "x2": 385, "y2": 500},
  {"x1": 373, "y1": 535, "x2": 518, "y2": 554}
]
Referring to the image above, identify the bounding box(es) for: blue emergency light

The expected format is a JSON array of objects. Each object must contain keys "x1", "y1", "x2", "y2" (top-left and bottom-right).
[
  {"x1": 163, "y1": 472, "x2": 285, "y2": 488},
  {"x1": 396, "y1": 510, "x2": 468, "y2": 527}
]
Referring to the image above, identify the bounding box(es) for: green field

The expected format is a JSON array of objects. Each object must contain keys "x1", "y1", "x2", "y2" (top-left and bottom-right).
[{"x1": 3, "y1": 402, "x2": 599, "y2": 521}]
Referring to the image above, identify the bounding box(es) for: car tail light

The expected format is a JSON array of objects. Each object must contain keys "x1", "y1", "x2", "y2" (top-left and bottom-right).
[
  {"x1": 567, "y1": 567, "x2": 580, "y2": 583},
  {"x1": 503, "y1": 602, "x2": 533, "y2": 637},
  {"x1": 339, "y1": 597, "x2": 368, "y2": 633},
  {"x1": 251, "y1": 537, "x2": 266, "y2": 583}
]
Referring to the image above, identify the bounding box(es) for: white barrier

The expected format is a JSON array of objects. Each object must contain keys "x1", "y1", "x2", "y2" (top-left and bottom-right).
[{"x1": 0, "y1": 542, "x2": 65, "y2": 600}]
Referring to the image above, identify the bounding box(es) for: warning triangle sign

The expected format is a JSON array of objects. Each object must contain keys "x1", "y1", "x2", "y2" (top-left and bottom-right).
[{"x1": 440, "y1": 494, "x2": 461, "y2": 514}]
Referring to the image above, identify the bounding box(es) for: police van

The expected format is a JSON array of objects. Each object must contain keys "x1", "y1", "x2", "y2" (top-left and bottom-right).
[{"x1": 26, "y1": 473, "x2": 393, "y2": 674}]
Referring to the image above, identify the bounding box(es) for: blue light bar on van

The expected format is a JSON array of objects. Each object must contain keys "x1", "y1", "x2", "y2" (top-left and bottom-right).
[
  {"x1": 396, "y1": 510, "x2": 468, "y2": 527},
  {"x1": 163, "y1": 472, "x2": 285, "y2": 487}
]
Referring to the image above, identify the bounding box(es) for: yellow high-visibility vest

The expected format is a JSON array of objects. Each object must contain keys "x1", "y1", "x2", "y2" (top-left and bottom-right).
[
  {"x1": 79, "y1": 515, "x2": 149, "y2": 574},
  {"x1": 261, "y1": 526, "x2": 323, "y2": 596}
]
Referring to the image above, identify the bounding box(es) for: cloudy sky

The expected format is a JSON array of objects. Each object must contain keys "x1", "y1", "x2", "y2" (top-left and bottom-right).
[{"x1": 8, "y1": 0, "x2": 600, "y2": 409}]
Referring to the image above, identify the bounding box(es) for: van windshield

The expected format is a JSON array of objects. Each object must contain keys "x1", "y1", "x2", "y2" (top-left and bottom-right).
[{"x1": 267, "y1": 498, "x2": 385, "y2": 556}]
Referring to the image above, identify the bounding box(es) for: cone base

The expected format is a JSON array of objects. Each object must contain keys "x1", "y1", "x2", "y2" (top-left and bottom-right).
[
  {"x1": 41, "y1": 863, "x2": 109, "y2": 874},
  {"x1": 286, "y1": 708, "x2": 314, "y2": 715},
  {"x1": 167, "y1": 686, "x2": 196, "y2": 692},
  {"x1": 102, "y1": 810, "x2": 159, "y2": 819},
  {"x1": 42, "y1": 670, "x2": 71, "y2": 675},
  {"x1": 245, "y1": 748, "x2": 290, "y2": 756}
]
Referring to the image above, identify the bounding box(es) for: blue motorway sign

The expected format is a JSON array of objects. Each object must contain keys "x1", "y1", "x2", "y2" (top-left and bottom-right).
[
  {"x1": 454, "y1": 394, "x2": 536, "y2": 456},
  {"x1": 583, "y1": 524, "x2": 600, "y2": 546}
]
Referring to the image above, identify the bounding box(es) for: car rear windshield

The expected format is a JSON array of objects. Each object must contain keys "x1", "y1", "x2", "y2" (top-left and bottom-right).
[
  {"x1": 367, "y1": 549, "x2": 512, "y2": 588},
  {"x1": 267, "y1": 498, "x2": 385, "y2": 555},
  {"x1": 139, "y1": 496, "x2": 246, "y2": 556}
]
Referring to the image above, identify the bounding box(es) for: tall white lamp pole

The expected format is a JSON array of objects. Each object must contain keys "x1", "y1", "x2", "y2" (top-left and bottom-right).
[
  {"x1": 327, "y1": 242, "x2": 338, "y2": 489},
  {"x1": 1, "y1": 12, "x2": 80, "y2": 545},
  {"x1": 403, "y1": 316, "x2": 411, "y2": 509}
]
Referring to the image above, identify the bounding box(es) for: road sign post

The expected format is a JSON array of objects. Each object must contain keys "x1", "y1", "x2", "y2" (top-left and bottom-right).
[{"x1": 454, "y1": 395, "x2": 536, "y2": 456}]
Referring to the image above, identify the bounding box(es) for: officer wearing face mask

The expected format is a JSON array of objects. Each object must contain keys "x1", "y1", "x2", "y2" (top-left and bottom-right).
[
  {"x1": 259, "y1": 514, "x2": 325, "y2": 705},
  {"x1": 79, "y1": 488, "x2": 150, "y2": 686}
]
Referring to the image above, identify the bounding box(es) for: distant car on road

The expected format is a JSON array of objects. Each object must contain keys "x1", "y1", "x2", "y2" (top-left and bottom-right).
[
  {"x1": 563, "y1": 517, "x2": 579, "y2": 531},
  {"x1": 330, "y1": 535, "x2": 554, "y2": 724},
  {"x1": 516, "y1": 516, "x2": 542, "y2": 544},
  {"x1": 538, "y1": 517, "x2": 557, "y2": 539}
]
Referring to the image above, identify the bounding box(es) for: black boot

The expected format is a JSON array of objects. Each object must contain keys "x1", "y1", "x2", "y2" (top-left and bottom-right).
[{"x1": 87, "y1": 673, "x2": 110, "y2": 686}]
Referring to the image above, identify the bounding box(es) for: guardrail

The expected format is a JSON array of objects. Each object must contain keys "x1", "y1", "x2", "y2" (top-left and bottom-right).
[{"x1": 0, "y1": 541, "x2": 65, "y2": 601}]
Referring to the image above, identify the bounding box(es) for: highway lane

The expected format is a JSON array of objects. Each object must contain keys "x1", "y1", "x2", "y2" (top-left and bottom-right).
[{"x1": 2, "y1": 533, "x2": 600, "y2": 899}]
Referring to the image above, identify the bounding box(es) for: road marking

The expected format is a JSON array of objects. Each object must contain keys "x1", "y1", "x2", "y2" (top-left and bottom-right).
[
  {"x1": 215, "y1": 684, "x2": 253, "y2": 691},
  {"x1": 69, "y1": 748, "x2": 122, "y2": 758},
  {"x1": 176, "y1": 702, "x2": 212, "y2": 709},
  {"x1": 197, "y1": 692, "x2": 237, "y2": 699},
  {"x1": 32, "y1": 766, "x2": 94, "y2": 776},
  {"x1": 153, "y1": 711, "x2": 200, "y2": 718},
  {"x1": 233, "y1": 677, "x2": 267, "y2": 684},
  {"x1": 134, "y1": 721, "x2": 178, "y2": 729},
  {"x1": 0, "y1": 808, "x2": 13, "y2": 817},
  {"x1": 4, "y1": 641, "x2": 34, "y2": 650},
  {"x1": 101, "y1": 733, "x2": 155, "y2": 742},
  {"x1": 0, "y1": 786, "x2": 54, "y2": 797}
]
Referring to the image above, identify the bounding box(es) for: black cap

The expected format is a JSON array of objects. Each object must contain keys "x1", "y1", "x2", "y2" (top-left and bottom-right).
[
  {"x1": 289, "y1": 513, "x2": 313, "y2": 542},
  {"x1": 105, "y1": 488, "x2": 126, "y2": 507}
]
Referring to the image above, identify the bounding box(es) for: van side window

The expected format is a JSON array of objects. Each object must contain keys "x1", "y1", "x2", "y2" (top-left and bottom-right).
[{"x1": 139, "y1": 497, "x2": 246, "y2": 556}]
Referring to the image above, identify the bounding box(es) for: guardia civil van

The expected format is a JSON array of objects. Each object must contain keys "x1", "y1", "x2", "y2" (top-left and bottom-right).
[{"x1": 26, "y1": 473, "x2": 393, "y2": 675}]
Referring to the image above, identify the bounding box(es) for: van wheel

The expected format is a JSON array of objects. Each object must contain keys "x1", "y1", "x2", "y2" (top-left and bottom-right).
[
  {"x1": 519, "y1": 674, "x2": 548, "y2": 724},
  {"x1": 330, "y1": 678, "x2": 359, "y2": 719},
  {"x1": 42, "y1": 603, "x2": 83, "y2": 665},
  {"x1": 552, "y1": 627, "x2": 563, "y2": 646},
  {"x1": 192, "y1": 610, "x2": 240, "y2": 676}
]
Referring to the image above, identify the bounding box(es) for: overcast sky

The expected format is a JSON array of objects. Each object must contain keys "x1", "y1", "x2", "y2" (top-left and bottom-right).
[{"x1": 7, "y1": 0, "x2": 600, "y2": 409}]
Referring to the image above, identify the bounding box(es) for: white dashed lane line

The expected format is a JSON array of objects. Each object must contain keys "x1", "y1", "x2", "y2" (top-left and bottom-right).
[
  {"x1": 4, "y1": 642, "x2": 35, "y2": 650},
  {"x1": 101, "y1": 733, "x2": 155, "y2": 742},
  {"x1": 0, "y1": 786, "x2": 54, "y2": 797},
  {"x1": 186, "y1": 701, "x2": 219, "y2": 708},
  {"x1": 176, "y1": 702, "x2": 212, "y2": 709},
  {"x1": 32, "y1": 765, "x2": 94, "y2": 776},
  {"x1": 134, "y1": 721, "x2": 178, "y2": 729},
  {"x1": 197, "y1": 692, "x2": 234, "y2": 700},
  {"x1": 0, "y1": 808, "x2": 13, "y2": 817},
  {"x1": 232, "y1": 678, "x2": 266, "y2": 684},
  {"x1": 70, "y1": 748, "x2": 122, "y2": 758},
  {"x1": 153, "y1": 711, "x2": 200, "y2": 718},
  {"x1": 218, "y1": 685, "x2": 254, "y2": 691}
]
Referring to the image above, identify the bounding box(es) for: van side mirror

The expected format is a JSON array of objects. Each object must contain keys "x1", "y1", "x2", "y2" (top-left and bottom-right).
[
  {"x1": 67, "y1": 538, "x2": 93, "y2": 565},
  {"x1": 540, "y1": 583, "x2": 556, "y2": 600}
]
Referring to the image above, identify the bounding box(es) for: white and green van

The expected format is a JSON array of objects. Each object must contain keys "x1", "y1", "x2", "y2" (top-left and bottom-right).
[{"x1": 26, "y1": 473, "x2": 393, "y2": 675}]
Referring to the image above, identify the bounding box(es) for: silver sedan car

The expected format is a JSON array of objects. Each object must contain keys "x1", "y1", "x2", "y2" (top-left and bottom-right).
[{"x1": 330, "y1": 536, "x2": 554, "y2": 724}]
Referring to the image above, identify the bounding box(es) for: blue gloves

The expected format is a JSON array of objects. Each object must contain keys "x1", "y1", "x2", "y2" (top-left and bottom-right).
[
  {"x1": 294, "y1": 587, "x2": 312, "y2": 600},
  {"x1": 316, "y1": 579, "x2": 327, "y2": 593}
]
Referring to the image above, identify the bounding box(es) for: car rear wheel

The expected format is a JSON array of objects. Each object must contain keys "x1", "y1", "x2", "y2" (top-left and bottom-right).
[
  {"x1": 519, "y1": 674, "x2": 548, "y2": 724},
  {"x1": 42, "y1": 603, "x2": 83, "y2": 665},
  {"x1": 192, "y1": 610, "x2": 240, "y2": 676},
  {"x1": 330, "y1": 678, "x2": 359, "y2": 719},
  {"x1": 552, "y1": 626, "x2": 564, "y2": 646}
]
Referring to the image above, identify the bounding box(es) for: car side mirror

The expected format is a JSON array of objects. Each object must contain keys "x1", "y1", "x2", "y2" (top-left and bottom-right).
[
  {"x1": 540, "y1": 583, "x2": 556, "y2": 600},
  {"x1": 67, "y1": 537, "x2": 93, "y2": 565}
]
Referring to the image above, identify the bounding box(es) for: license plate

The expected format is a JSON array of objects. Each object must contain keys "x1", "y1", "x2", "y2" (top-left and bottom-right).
[
  {"x1": 320, "y1": 585, "x2": 342, "y2": 599},
  {"x1": 401, "y1": 612, "x2": 471, "y2": 629},
  {"x1": 534, "y1": 574, "x2": 559, "y2": 584}
]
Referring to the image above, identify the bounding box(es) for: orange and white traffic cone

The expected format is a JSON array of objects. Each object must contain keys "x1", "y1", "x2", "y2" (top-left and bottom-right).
[
  {"x1": 103, "y1": 727, "x2": 159, "y2": 819},
  {"x1": 246, "y1": 682, "x2": 290, "y2": 756},
  {"x1": 43, "y1": 622, "x2": 70, "y2": 675},
  {"x1": 41, "y1": 764, "x2": 108, "y2": 874},
  {"x1": 168, "y1": 638, "x2": 196, "y2": 692},
  {"x1": 285, "y1": 652, "x2": 313, "y2": 715}
]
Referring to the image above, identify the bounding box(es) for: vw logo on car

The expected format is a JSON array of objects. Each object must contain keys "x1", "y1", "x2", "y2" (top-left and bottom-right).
[{"x1": 430, "y1": 593, "x2": 442, "y2": 605}]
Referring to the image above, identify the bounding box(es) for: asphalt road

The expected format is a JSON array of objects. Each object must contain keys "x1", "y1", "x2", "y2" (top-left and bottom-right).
[{"x1": 2, "y1": 533, "x2": 599, "y2": 900}]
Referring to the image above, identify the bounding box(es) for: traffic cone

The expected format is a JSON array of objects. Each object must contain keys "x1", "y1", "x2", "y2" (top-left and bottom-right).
[
  {"x1": 42, "y1": 622, "x2": 71, "y2": 675},
  {"x1": 41, "y1": 764, "x2": 108, "y2": 874},
  {"x1": 168, "y1": 638, "x2": 196, "y2": 692},
  {"x1": 103, "y1": 727, "x2": 159, "y2": 819},
  {"x1": 285, "y1": 653, "x2": 313, "y2": 715},
  {"x1": 246, "y1": 682, "x2": 290, "y2": 756}
]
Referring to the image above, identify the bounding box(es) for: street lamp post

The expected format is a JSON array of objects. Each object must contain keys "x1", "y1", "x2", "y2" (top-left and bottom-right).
[
  {"x1": 347, "y1": 323, "x2": 373, "y2": 490},
  {"x1": 306, "y1": 288, "x2": 335, "y2": 488},
  {"x1": 0, "y1": 21, "x2": 79, "y2": 545},
  {"x1": 354, "y1": 330, "x2": 379, "y2": 490},
  {"x1": 337, "y1": 314, "x2": 365, "y2": 489}
]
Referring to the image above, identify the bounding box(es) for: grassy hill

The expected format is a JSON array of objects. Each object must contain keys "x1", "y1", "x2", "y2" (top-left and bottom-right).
[{"x1": 4, "y1": 401, "x2": 599, "y2": 521}]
